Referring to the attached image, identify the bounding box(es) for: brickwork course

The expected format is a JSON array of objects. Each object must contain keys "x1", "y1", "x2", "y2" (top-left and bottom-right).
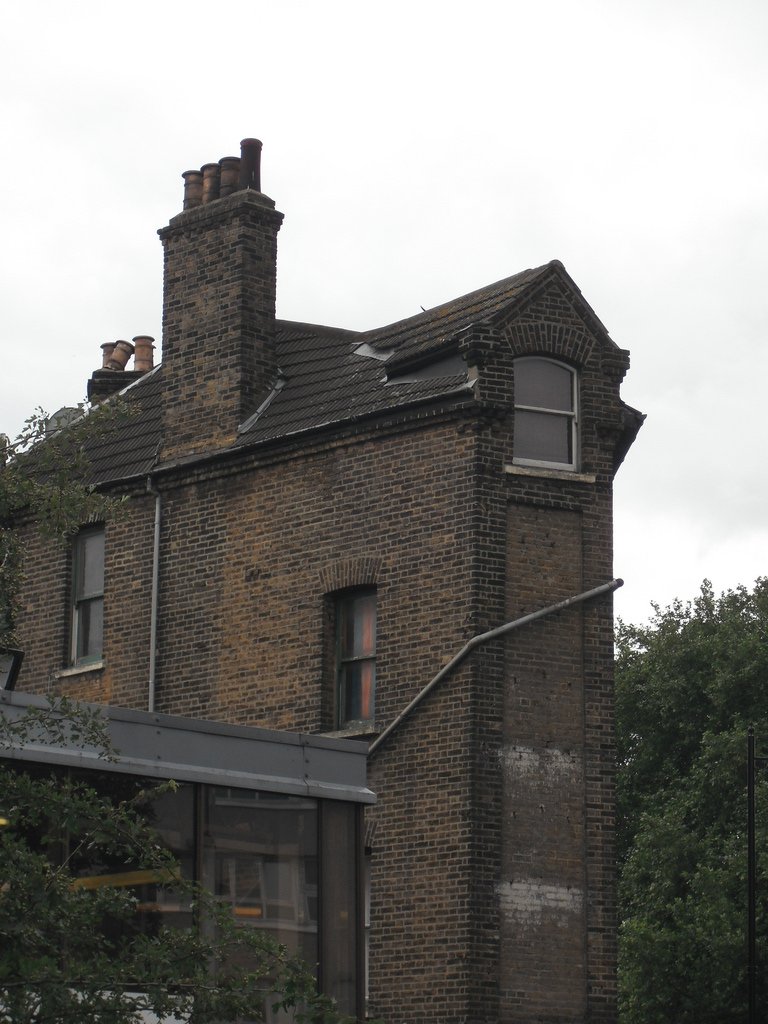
[{"x1": 13, "y1": 139, "x2": 644, "y2": 1023}]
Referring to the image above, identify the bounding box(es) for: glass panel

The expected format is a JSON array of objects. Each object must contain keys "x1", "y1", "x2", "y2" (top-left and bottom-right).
[
  {"x1": 201, "y1": 787, "x2": 318, "y2": 967},
  {"x1": 340, "y1": 592, "x2": 376, "y2": 659},
  {"x1": 515, "y1": 359, "x2": 573, "y2": 412},
  {"x1": 77, "y1": 596, "x2": 103, "y2": 661},
  {"x1": 319, "y1": 801, "x2": 360, "y2": 1019},
  {"x1": 515, "y1": 409, "x2": 573, "y2": 464},
  {"x1": 341, "y1": 660, "x2": 376, "y2": 722},
  {"x1": 68, "y1": 774, "x2": 195, "y2": 938},
  {"x1": 77, "y1": 530, "x2": 105, "y2": 599}
]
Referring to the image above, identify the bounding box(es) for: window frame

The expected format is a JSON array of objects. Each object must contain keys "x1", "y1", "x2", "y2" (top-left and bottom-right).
[
  {"x1": 334, "y1": 588, "x2": 377, "y2": 730},
  {"x1": 513, "y1": 356, "x2": 579, "y2": 471},
  {"x1": 70, "y1": 526, "x2": 105, "y2": 666}
]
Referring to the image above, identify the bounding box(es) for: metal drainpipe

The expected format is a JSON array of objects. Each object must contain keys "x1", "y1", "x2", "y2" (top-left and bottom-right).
[
  {"x1": 368, "y1": 578, "x2": 623, "y2": 758},
  {"x1": 146, "y1": 477, "x2": 162, "y2": 713}
]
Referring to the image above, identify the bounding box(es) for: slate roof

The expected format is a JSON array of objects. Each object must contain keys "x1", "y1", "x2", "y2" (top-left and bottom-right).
[
  {"x1": 78, "y1": 259, "x2": 620, "y2": 487},
  {"x1": 85, "y1": 367, "x2": 164, "y2": 484},
  {"x1": 233, "y1": 321, "x2": 470, "y2": 448},
  {"x1": 362, "y1": 263, "x2": 555, "y2": 370}
]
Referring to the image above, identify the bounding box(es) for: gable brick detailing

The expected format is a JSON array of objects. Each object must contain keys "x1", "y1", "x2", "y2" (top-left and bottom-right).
[
  {"x1": 502, "y1": 318, "x2": 595, "y2": 367},
  {"x1": 318, "y1": 556, "x2": 383, "y2": 594}
]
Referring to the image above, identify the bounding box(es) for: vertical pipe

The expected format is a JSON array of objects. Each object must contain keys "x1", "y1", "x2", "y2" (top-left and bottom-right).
[
  {"x1": 749, "y1": 726, "x2": 756, "y2": 1024},
  {"x1": 146, "y1": 478, "x2": 161, "y2": 713}
]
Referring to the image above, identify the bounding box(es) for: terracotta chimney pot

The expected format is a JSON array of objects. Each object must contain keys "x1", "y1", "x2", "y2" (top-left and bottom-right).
[
  {"x1": 132, "y1": 336, "x2": 155, "y2": 372},
  {"x1": 239, "y1": 138, "x2": 262, "y2": 191},
  {"x1": 201, "y1": 163, "x2": 220, "y2": 204},
  {"x1": 100, "y1": 342, "x2": 116, "y2": 368},
  {"x1": 182, "y1": 169, "x2": 204, "y2": 210},
  {"x1": 218, "y1": 156, "x2": 241, "y2": 197},
  {"x1": 106, "y1": 339, "x2": 135, "y2": 371}
]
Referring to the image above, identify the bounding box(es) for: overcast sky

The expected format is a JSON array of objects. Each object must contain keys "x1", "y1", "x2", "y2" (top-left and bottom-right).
[{"x1": 2, "y1": 0, "x2": 767, "y2": 627}]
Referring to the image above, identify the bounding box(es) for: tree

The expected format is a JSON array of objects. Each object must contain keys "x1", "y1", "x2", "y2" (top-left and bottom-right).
[
  {"x1": 0, "y1": 696, "x2": 344, "y2": 1023},
  {"x1": 0, "y1": 414, "x2": 350, "y2": 1021},
  {"x1": 616, "y1": 579, "x2": 768, "y2": 1024},
  {"x1": 0, "y1": 405, "x2": 125, "y2": 650}
]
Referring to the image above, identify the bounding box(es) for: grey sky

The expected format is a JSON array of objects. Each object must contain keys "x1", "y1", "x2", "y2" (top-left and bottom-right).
[{"x1": 2, "y1": 0, "x2": 767, "y2": 626}]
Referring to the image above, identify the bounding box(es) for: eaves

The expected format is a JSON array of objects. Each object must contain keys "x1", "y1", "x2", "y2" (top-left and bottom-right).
[{"x1": 98, "y1": 387, "x2": 483, "y2": 493}]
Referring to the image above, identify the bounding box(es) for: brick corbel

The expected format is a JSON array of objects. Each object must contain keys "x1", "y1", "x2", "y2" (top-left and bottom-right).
[{"x1": 457, "y1": 320, "x2": 498, "y2": 369}]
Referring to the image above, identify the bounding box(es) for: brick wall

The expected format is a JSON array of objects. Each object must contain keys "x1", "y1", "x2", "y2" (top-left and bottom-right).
[
  {"x1": 12, "y1": 244, "x2": 632, "y2": 1022},
  {"x1": 158, "y1": 189, "x2": 283, "y2": 458}
]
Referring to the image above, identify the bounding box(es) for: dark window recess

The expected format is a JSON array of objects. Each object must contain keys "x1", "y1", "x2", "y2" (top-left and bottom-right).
[
  {"x1": 336, "y1": 590, "x2": 376, "y2": 728},
  {"x1": 71, "y1": 528, "x2": 105, "y2": 664},
  {"x1": 514, "y1": 357, "x2": 577, "y2": 469}
]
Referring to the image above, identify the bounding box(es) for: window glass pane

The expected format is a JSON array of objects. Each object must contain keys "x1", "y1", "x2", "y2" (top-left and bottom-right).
[
  {"x1": 341, "y1": 660, "x2": 376, "y2": 722},
  {"x1": 340, "y1": 593, "x2": 376, "y2": 658},
  {"x1": 78, "y1": 530, "x2": 105, "y2": 599},
  {"x1": 201, "y1": 788, "x2": 318, "y2": 967},
  {"x1": 77, "y1": 597, "x2": 104, "y2": 661},
  {"x1": 515, "y1": 410, "x2": 572, "y2": 464},
  {"x1": 68, "y1": 774, "x2": 196, "y2": 938},
  {"x1": 73, "y1": 528, "x2": 105, "y2": 664},
  {"x1": 516, "y1": 359, "x2": 573, "y2": 411}
]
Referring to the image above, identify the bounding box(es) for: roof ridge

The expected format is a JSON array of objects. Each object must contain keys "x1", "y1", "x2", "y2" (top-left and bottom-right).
[{"x1": 359, "y1": 262, "x2": 556, "y2": 346}]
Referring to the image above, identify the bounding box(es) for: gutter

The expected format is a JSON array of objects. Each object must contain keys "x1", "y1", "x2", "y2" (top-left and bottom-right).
[{"x1": 367, "y1": 578, "x2": 623, "y2": 758}]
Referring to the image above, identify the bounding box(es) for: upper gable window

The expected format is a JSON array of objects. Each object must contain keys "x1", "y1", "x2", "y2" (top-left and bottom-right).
[
  {"x1": 71, "y1": 527, "x2": 105, "y2": 665},
  {"x1": 513, "y1": 357, "x2": 578, "y2": 470}
]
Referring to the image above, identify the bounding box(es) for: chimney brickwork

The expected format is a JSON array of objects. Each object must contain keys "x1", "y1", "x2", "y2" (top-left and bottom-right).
[{"x1": 158, "y1": 177, "x2": 283, "y2": 459}]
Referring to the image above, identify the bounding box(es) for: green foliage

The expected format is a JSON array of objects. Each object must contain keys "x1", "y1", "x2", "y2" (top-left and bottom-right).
[
  {"x1": 617, "y1": 579, "x2": 768, "y2": 1023},
  {"x1": 1, "y1": 405, "x2": 128, "y2": 649},
  {"x1": 0, "y1": 698, "x2": 350, "y2": 1023}
]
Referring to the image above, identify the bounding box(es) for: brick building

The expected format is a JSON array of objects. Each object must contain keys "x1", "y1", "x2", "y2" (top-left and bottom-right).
[{"x1": 12, "y1": 139, "x2": 643, "y2": 1023}]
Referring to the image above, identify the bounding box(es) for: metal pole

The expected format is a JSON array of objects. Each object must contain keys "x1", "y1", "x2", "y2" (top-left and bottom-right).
[{"x1": 749, "y1": 726, "x2": 756, "y2": 1024}]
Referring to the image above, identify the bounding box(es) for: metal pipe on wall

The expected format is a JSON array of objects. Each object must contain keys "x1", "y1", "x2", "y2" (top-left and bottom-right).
[
  {"x1": 146, "y1": 477, "x2": 162, "y2": 713},
  {"x1": 368, "y1": 578, "x2": 624, "y2": 757}
]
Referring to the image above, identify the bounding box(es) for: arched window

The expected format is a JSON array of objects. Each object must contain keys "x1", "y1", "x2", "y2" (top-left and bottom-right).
[{"x1": 513, "y1": 357, "x2": 578, "y2": 470}]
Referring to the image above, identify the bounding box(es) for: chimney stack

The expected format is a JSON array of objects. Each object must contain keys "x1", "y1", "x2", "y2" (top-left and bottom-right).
[
  {"x1": 158, "y1": 137, "x2": 283, "y2": 458},
  {"x1": 88, "y1": 337, "x2": 153, "y2": 404}
]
